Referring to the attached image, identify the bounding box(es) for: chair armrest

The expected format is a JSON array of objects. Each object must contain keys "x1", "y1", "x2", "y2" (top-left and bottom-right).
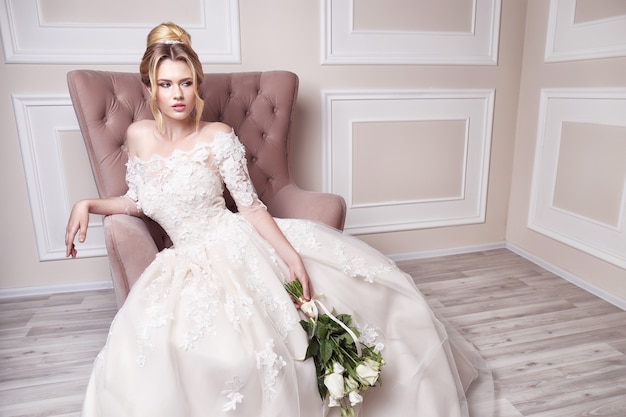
[
  {"x1": 267, "y1": 184, "x2": 346, "y2": 231},
  {"x1": 104, "y1": 214, "x2": 159, "y2": 307}
]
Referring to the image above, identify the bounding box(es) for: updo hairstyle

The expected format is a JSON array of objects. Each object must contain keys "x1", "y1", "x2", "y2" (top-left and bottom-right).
[{"x1": 139, "y1": 22, "x2": 205, "y2": 132}]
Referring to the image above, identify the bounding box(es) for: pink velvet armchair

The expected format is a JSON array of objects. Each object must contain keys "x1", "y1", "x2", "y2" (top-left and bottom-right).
[{"x1": 67, "y1": 70, "x2": 346, "y2": 306}]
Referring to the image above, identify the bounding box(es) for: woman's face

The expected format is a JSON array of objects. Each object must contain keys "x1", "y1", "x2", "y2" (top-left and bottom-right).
[{"x1": 153, "y1": 58, "x2": 196, "y2": 124}]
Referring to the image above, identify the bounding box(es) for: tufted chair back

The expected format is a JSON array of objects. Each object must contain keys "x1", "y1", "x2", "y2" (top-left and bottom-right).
[{"x1": 67, "y1": 70, "x2": 346, "y2": 306}]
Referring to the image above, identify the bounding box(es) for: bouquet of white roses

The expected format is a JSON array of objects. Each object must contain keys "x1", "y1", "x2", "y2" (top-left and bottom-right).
[{"x1": 285, "y1": 280, "x2": 385, "y2": 417}]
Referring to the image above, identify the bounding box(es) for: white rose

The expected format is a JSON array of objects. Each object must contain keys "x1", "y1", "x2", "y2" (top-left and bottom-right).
[
  {"x1": 356, "y1": 363, "x2": 380, "y2": 386},
  {"x1": 332, "y1": 362, "x2": 345, "y2": 374},
  {"x1": 349, "y1": 391, "x2": 363, "y2": 406},
  {"x1": 324, "y1": 373, "x2": 345, "y2": 400},
  {"x1": 328, "y1": 396, "x2": 341, "y2": 408},
  {"x1": 344, "y1": 376, "x2": 359, "y2": 391},
  {"x1": 300, "y1": 300, "x2": 318, "y2": 319},
  {"x1": 364, "y1": 358, "x2": 382, "y2": 372}
]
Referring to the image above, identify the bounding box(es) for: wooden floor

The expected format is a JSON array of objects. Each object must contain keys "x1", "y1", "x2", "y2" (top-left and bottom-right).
[{"x1": 1, "y1": 249, "x2": 625, "y2": 416}]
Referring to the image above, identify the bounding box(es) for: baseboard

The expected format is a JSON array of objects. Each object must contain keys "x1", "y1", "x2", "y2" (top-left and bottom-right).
[
  {"x1": 505, "y1": 242, "x2": 626, "y2": 311},
  {"x1": 388, "y1": 241, "x2": 507, "y2": 262},
  {"x1": 0, "y1": 281, "x2": 113, "y2": 300}
]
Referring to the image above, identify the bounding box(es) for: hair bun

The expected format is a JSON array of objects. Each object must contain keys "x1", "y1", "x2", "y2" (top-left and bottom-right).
[{"x1": 146, "y1": 22, "x2": 192, "y2": 48}]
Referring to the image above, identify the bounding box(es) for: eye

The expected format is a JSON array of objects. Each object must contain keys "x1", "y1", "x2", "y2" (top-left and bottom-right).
[
  {"x1": 159, "y1": 82, "x2": 171, "y2": 88},
  {"x1": 182, "y1": 81, "x2": 193, "y2": 87}
]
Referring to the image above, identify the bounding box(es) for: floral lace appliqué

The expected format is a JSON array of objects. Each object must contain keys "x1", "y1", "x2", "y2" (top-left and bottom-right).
[
  {"x1": 179, "y1": 270, "x2": 221, "y2": 350},
  {"x1": 275, "y1": 219, "x2": 321, "y2": 252},
  {"x1": 334, "y1": 241, "x2": 397, "y2": 283},
  {"x1": 212, "y1": 131, "x2": 266, "y2": 210},
  {"x1": 222, "y1": 376, "x2": 244, "y2": 411},
  {"x1": 255, "y1": 339, "x2": 287, "y2": 400},
  {"x1": 224, "y1": 286, "x2": 254, "y2": 333},
  {"x1": 136, "y1": 306, "x2": 174, "y2": 367},
  {"x1": 242, "y1": 255, "x2": 297, "y2": 341}
]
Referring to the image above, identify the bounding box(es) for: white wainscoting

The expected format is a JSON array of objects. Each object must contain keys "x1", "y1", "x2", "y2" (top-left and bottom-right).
[
  {"x1": 529, "y1": 88, "x2": 626, "y2": 269},
  {"x1": 545, "y1": 0, "x2": 626, "y2": 62},
  {"x1": 321, "y1": 0, "x2": 501, "y2": 65},
  {"x1": 12, "y1": 95, "x2": 107, "y2": 261},
  {"x1": 0, "y1": 0, "x2": 240, "y2": 64},
  {"x1": 322, "y1": 89, "x2": 495, "y2": 235}
]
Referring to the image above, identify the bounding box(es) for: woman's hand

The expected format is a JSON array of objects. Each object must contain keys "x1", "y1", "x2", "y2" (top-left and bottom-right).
[
  {"x1": 65, "y1": 200, "x2": 90, "y2": 258},
  {"x1": 240, "y1": 207, "x2": 315, "y2": 302},
  {"x1": 64, "y1": 196, "x2": 141, "y2": 258},
  {"x1": 289, "y1": 259, "x2": 313, "y2": 302}
]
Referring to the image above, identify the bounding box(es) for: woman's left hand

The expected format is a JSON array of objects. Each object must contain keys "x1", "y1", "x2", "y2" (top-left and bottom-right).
[{"x1": 290, "y1": 261, "x2": 313, "y2": 302}]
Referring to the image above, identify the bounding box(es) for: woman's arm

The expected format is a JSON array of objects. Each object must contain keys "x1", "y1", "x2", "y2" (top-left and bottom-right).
[
  {"x1": 65, "y1": 196, "x2": 142, "y2": 258},
  {"x1": 209, "y1": 125, "x2": 313, "y2": 300},
  {"x1": 244, "y1": 208, "x2": 312, "y2": 301},
  {"x1": 66, "y1": 121, "x2": 148, "y2": 258}
]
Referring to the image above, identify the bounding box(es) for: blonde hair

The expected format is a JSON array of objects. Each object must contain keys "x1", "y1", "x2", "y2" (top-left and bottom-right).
[{"x1": 139, "y1": 22, "x2": 205, "y2": 132}]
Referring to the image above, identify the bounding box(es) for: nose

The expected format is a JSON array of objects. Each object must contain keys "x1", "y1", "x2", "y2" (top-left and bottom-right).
[{"x1": 173, "y1": 84, "x2": 183, "y2": 98}]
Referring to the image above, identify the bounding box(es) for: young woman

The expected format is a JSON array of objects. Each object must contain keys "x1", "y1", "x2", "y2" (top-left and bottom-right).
[{"x1": 66, "y1": 22, "x2": 491, "y2": 417}]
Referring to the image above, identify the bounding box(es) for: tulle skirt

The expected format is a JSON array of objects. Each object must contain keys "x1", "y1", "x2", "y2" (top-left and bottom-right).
[{"x1": 81, "y1": 214, "x2": 493, "y2": 417}]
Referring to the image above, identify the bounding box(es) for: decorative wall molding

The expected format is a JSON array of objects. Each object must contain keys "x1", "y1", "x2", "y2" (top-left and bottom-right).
[
  {"x1": 322, "y1": 89, "x2": 495, "y2": 234},
  {"x1": 545, "y1": 0, "x2": 626, "y2": 62},
  {"x1": 321, "y1": 0, "x2": 501, "y2": 65},
  {"x1": 529, "y1": 88, "x2": 626, "y2": 269},
  {"x1": 12, "y1": 94, "x2": 107, "y2": 261},
  {"x1": 0, "y1": 0, "x2": 240, "y2": 64}
]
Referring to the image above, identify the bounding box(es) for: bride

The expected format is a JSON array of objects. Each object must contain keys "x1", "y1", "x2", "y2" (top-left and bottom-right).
[{"x1": 65, "y1": 22, "x2": 492, "y2": 417}]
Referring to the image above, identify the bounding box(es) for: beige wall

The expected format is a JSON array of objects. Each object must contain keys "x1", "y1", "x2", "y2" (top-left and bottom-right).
[
  {"x1": 1, "y1": 0, "x2": 624, "y2": 307},
  {"x1": 507, "y1": 0, "x2": 626, "y2": 303}
]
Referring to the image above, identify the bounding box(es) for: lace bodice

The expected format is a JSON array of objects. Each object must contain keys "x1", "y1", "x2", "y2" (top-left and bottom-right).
[{"x1": 125, "y1": 131, "x2": 265, "y2": 247}]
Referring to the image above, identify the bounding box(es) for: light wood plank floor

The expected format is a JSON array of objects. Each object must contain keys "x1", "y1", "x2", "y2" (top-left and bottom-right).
[{"x1": 1, "y1": 249, "x2": 625, "y2": 416}]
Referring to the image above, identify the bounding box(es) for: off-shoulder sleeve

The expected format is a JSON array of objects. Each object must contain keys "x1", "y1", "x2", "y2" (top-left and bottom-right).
[{"x1": 211, "y1": 130, "x2": 267, "y2": 212}]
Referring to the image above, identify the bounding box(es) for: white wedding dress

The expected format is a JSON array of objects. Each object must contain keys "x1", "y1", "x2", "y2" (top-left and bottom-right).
[{"x1": 81, "y1": 131, "x2": 492, "y2": 417}]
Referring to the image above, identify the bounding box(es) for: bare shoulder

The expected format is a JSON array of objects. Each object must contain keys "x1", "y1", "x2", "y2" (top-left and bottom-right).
[
  {"x1": 198, "y1": 121, "x2": 235, "y2": 144},
  {"x1": 127, "y1": 119, "x2": 154, "y2": 139},
  {"x1": 126, "y1": 119, "x2": 156, "y2": 156},
  {"x1": 206, "y1": 121, "x2": 234, "y2": 136}
]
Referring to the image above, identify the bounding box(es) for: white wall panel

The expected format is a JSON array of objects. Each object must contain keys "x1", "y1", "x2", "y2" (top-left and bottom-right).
[
  {"x1": 545, "y1": 0, "x2": 626, "y2": 62},
  {"x1": 529, "y1": 88, "x2": 626, "y2": 268},
  {"x1": 0, "y1": 0, "x2": 240, "y2": 64},
  {"x1": 322, "y1": 0, "x2": 501, "y2": 65},
  {"x1": 323, "y1": 89, "x2": 495, "y2": 234},
  {"x1": 12, "y1": 95, "x2": 107, "y2": 260}
]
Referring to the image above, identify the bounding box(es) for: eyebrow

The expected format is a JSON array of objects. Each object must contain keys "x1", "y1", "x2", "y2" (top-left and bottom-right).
[{"x1": 157, "y1": 77, "x2": 193, "y2": 83}]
